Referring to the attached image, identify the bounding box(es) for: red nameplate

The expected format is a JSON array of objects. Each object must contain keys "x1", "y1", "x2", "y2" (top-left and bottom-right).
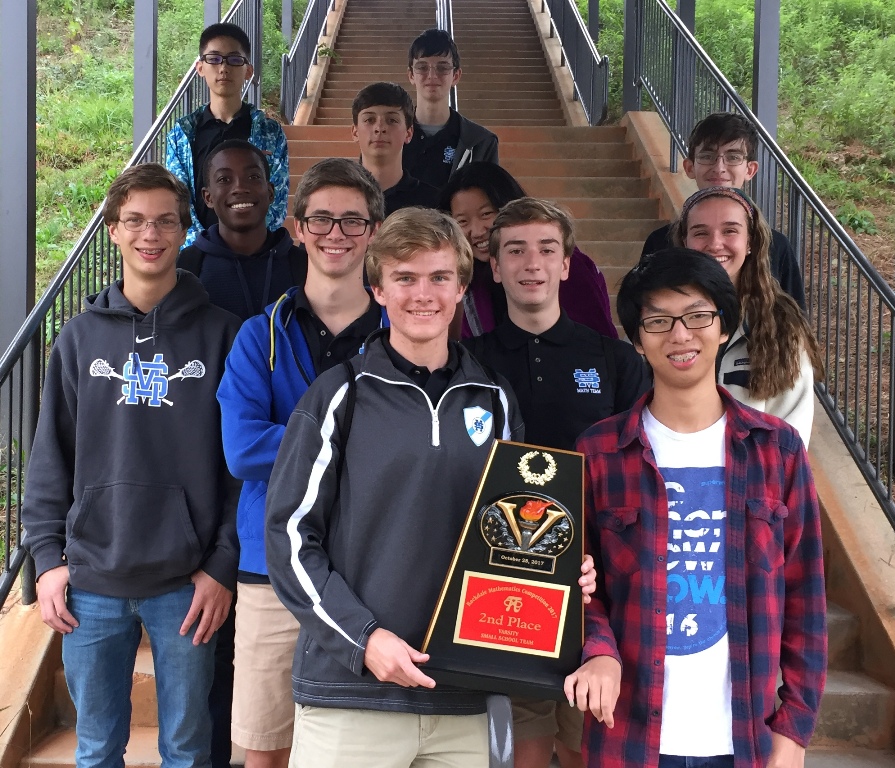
[{"x1": 453, "y1": 571, "x2": 570, "y2": 658}]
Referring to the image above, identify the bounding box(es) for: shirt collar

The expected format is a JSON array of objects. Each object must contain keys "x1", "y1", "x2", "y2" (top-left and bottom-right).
[
  {"x1": 493, "y1": 311, "x2": 575, "y2": 349},
  {"x1": 617, "y1": 386, "x2": 780, "y2": 450},
  {"x1": 382, "y1": 334, "x2": 459, "y2": 378},
  {"x1": 198, "y1": 101, "x2": 252, "y2": 127}
]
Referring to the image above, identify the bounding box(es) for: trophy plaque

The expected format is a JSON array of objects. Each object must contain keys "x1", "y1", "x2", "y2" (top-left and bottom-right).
[{"x1": 421, "y1": 440, "x2": 584, "y2": 700}]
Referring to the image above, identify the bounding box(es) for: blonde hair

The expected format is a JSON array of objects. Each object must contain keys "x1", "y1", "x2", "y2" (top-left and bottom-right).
[{"x1": 365, "y1": 207, "x2": 473, "y2": 288}]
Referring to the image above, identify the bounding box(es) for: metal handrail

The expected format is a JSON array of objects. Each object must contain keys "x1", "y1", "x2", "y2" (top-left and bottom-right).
[
  {"x1": 540, "y1": 0, "x2": 609, "y2": 125},
  {"x1": 436, "y1": 0, "x2": 457, "y2": 111},
  {"x1": 632, "y1": 0, "x2": 895, "y2": 528},
  {"x1": 0, "y1": 0, "x2": 263, "y2": 608},
  {"x1": 279, "y1": 0, "x2": 334, "y2": 122}
]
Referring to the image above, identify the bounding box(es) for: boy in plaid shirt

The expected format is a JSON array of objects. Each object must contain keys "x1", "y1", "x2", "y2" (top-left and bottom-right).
[{"x1": 566, "y1": 248, "x2": 826, "y2": 768}]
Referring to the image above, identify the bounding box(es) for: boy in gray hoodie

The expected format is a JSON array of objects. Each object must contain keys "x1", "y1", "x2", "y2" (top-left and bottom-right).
[{"x1": 23, "y1": 164, "x2": 240, "y2": 768}]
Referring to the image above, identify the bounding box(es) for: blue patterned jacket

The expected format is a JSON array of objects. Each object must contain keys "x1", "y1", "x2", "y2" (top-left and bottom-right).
[{"x1": 165, "y1": 105, "x2": 289, "y2": 248}]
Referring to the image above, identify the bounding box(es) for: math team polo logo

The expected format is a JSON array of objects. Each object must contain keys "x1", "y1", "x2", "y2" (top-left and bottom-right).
[
  {"x1": 663, "y1": 466, "x2": 728, "y2": 655},
  {"x1": 573, "y1": 368, "x2": 601, "y2": 394},
  {"x1": 464, "y1": 406, "x2": 493, "y2": 446},
  {"x1": 89, "y1": 354, "x2": 205, "y2": 407}
]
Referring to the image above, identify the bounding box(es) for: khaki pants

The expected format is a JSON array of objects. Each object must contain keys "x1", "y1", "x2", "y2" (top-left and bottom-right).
[
  {"x1": 512, "y1": 696, "x2": 584, "y2": 752},
  {"x1": 232, "y1": 582, "x2": 300, "y2": 751},
  {"x1": 290, "y1": 705, "x2": 489, "y2": 768}
]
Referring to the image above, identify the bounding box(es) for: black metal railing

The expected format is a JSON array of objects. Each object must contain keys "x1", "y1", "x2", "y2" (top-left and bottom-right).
[
  {"x1": 436, "y1": 0, "x2": 458, "y2": 110},
  {"x1": 279, "y1": 0, "x2": 334, "y2": 122},
  {"x1": 541, "y1": 0, "x2": 609, "y2": 125},
  {"x1": 631, "y1": 0, "x2": 895, "y2": 528},
  {"x1": 0, "y1": 0, "x2": 263, "y2": 609}
]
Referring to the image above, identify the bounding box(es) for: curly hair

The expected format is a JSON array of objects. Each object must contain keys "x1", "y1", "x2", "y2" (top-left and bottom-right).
[{"x1": 673, "y1": 188, "x2": 824, "y2": 399}]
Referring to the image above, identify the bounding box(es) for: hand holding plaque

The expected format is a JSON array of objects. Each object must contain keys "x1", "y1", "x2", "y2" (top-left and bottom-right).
[{"x1": 421, "y1": 440, "x2": 584, "y2": 700}]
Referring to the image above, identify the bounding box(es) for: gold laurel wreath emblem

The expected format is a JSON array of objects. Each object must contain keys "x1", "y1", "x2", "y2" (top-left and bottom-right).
[{"x1": 517, "y1": 451, "x2": 557, "y2": 486}]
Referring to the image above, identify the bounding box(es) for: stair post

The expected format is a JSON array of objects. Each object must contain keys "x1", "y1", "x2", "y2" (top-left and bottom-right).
[{"x1": 0, "y1": 0, "x2": 36, "y2": 353}]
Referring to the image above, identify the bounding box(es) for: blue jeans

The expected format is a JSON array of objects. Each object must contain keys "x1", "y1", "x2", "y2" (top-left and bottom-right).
[
  {"x1": 62, "y1": 585, "x2": 216, "y2": 768},
  {"x1": 658, "y1": 757, "x2": 735, "y2": 768}
]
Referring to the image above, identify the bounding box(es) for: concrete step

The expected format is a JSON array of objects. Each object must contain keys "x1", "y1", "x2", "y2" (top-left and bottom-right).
[
  {"x1": 23, "y1": 728, "x2": 248, "y2": 768},
  {"x1": 575, "y1": 241, "x2": 645, "y2": 268},
  {"x1": 53, "y1": 646, "x2": 159, "y2": 729},
  {"x1": 806, "y1": 748, "x2": 895, "y2": 767},
  {"x1": 517, "y1": 176, "x2": 653, "y2": 198},
  {"x1": 500, "y1": 141, "x2": 634, "y2": 160},
  {"x1": 814, "y1": 670, "x2": 895, "y2": 749},
  {"x1": 313, "y1": 117, "x2": 567, "y2": 126},
  {"x1": 549, "y1": 198, "x2": 659, "y2": 219},
  {"x1": 492, "y1": 126, "x2": 628, "y2": 143},
  {"x1": 25, "y1": 728, "x2": 162, "y2": 768},
  {"x1": 316, "y1": 97, "x2": 563, "y2": 112},
  {"x1": 501, "y1": 158, "x2": 641, "y2": 178},
  {"x1": 828, "y1": 602, "x2": 861, "y2": 671}
]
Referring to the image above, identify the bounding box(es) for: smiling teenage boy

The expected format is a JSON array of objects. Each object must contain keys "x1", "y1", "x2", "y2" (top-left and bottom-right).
[
  {"x1": 177, "y1": 139, "x2": 306, "y2": 321},
  {"x1": 565, "y1": 248, "x2": 826, "y2": 768},
  {"x1": 23, "y1": 164, "x2": 240, "y2": 768},
  {"x1": 402, "y1": 29, "x2": 499, "y2": 190},
  {"x1": 216, "y1": 158, "x2": 388, "y2": 768},
  {"x1": 465, "y1": 198, "x2": 648, "y2": 768},
  {"x1": 353, "y1": 81, "x2": 440, "y2": 216},
  {"x1": 166, "y1": 22, "x2": 289, "y2": 248},
  {"x1": 265, "y1": 207, "x2": 524, "y2": 768},
  {"x1": 640, "y1": 113, "x2": 805, "y2": 309}
]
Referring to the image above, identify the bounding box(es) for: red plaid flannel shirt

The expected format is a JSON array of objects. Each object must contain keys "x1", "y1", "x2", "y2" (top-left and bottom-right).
[{"x1": 575, "y1": 388, "x2": 826, "y2": 768}]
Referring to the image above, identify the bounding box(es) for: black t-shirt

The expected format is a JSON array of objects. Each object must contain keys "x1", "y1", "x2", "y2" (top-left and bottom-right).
[
  {"x1": 464, "y1": 313, "x2": 650, "y2": 450},
  {"x1": 293, "y1": 293, "x2": 383, "y2": 374},
  {"x1": 384, "y1": 171, "x2": 441, "y2": 217},
  {"x1": 382, "y1": 335, "x2": 459, "y2": 403},
  {"x1": 191, "y1": 103, "x2": 253, "y2": 230},
  {"x1": 402, "y1": 110, "x2": 462, "y2": 190},
  {"x1": 641, "y1": 222, "x2": 806, "y2": 310}
]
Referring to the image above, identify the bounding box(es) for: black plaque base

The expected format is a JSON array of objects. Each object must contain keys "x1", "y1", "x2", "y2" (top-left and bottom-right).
[{"x1": 421, "y1": 440, "x2": 584, "y2": 701}]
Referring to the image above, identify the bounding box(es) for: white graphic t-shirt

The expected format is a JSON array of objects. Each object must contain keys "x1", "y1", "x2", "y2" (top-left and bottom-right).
[{"x1": 643, "y1": 408, "x2": 734, "y2": 756}]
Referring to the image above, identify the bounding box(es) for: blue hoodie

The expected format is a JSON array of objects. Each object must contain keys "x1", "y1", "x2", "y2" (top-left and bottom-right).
[{"x1": 217, "y1": 287, "x2": 388, "y2": 576}]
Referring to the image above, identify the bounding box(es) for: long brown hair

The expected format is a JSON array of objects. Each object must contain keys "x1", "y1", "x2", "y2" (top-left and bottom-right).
[{"x1": 673, "y1": 189, "x2": 824, "y2": 399}]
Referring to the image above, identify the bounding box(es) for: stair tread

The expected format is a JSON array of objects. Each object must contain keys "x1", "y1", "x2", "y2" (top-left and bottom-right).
[
  {"x1": 824, "y1": 669, "x2": 895, "y2": 696},
  {"x1": 27, "y1": 728, "x2": 160, "y2": 766},
  {"x1": 26, "y1": 728, "x2": 248, "y2": 767},
  {"x1": 806, "y1": 748, "x2": 895, "y2": 767}
]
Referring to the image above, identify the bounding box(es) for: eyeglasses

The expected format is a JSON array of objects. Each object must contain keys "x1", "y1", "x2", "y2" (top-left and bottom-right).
[
  {"x1": 411, "y1": 63, "x2": 456, "y2": 77},
  {"x1": 694, "y1": 151, "x2": 748, "y2": 166},
  {"x1": 639, "y1": 310, "x2": 723, "y2": 333},
  {"x1": 118, "y1": 217, "x2": 183, "y2": 233},
  {"x1": 199, "y1": 53, "x2": 250, "y2": 67},
  {"x1": 300, "y1": 216, "x2": 372, "y2": 236}
]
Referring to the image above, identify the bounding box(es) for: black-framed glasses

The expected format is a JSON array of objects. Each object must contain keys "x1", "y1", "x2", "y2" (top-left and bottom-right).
[
  {"x1": 411, "y1": 62, "x2": 456, "y2": 77},
  {"x1": 694, "y1": 151, "x2": 748, "y2": 166},
  {"x1": 118, "y1": 217, "x2": 183, "y2": 233},
  {"x1": 640, "y1": 310, "x2": 723, "y2": 333},
  {"x1": 199, "y1": 53, "x2": 250, "y2": 67},
  {"x1": 300, "y1": 215, "x2": 372, "y2": 237}
]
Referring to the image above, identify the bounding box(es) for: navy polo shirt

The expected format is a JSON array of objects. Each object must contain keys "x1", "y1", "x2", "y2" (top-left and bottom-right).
[{"x1": 464, "y1": 313, "x2": 650, "y2": 450}]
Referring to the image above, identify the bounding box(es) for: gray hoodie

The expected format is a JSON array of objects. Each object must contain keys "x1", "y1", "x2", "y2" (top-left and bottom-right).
[{"x1": 23, "y1": 271, "x2": 241, "y2": 598}]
